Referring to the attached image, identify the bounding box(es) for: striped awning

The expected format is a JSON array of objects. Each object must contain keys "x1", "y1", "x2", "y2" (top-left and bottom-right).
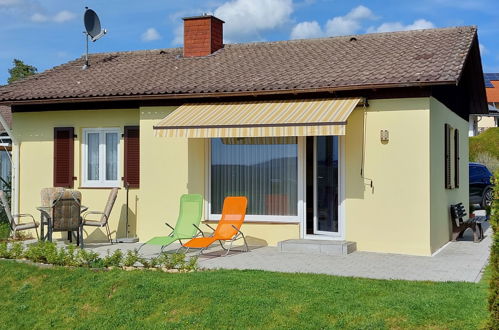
[{"x1": 154, "y1": 97, "x2": 363, "y2": 138}]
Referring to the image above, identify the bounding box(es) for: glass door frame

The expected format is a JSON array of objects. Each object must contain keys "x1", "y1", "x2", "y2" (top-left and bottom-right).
[{"x1": 302, "y1": 136, "x2": 345, "y2": 240}]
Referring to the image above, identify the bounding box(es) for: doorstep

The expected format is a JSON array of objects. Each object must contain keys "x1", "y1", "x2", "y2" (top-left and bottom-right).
[{"x1": 278, "y1": 239, "x2": 357, "y2": 256}]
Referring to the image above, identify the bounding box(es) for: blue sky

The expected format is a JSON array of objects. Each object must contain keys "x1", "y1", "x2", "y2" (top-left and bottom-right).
[{"x1": 1, "y1": 0, "x2": 499, "y2": 85}]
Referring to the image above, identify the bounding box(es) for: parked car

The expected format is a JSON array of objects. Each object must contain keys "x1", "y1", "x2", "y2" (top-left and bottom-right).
[{"x1": 469, "y1": 162, "x2": 494, "y2": 209}]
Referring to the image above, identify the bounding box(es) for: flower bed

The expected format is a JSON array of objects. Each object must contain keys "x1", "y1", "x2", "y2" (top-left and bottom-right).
[{"x1": 0, "y1": 241, "x2": 197, "y2": 272}]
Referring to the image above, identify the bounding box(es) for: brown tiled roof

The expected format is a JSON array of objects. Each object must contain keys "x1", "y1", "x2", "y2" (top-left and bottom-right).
[
  {"x1": 0, "y1": 26, "x2": 477, "y2": 103},
  {"x1": 0, "y1": 106, "x2": 11, "y2": 131}
]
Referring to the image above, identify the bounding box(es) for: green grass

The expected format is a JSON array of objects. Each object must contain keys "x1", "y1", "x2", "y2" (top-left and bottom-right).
[
  {"x1": 470, "y1": 127, "x2": 499, "y2": 162},
  {"x1": 0, "y1": 260, "x2": 489, "y2": 329}
]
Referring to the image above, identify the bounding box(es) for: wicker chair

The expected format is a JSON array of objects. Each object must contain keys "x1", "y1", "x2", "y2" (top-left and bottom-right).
[
  {"x1": 0, "y1": 190, "x2": 39, "y2": 239},
  {"x1": 82, "y1": 188, "x2": 118, "y2": 244},
  {"x1": 50, "y1": 190, "x2": 84, "y2": 246}
]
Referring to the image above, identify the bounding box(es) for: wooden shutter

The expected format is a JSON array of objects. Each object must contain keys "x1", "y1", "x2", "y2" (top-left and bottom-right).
[
  {"x1": 444, "y1": 124, "x2": 451, "y2": 189},
  {"x1": 454, "y1": 129, "x2": 460, "y2": 188},
  {"x1": 124, "y1": 126, "x2": 140, "y2": 188},
  {"x1": 53, "y1": 127, "x2": 75, "y2": 188}
]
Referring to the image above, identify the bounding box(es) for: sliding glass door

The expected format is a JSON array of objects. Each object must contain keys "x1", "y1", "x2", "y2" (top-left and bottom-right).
[{"x1": 313, "y1": 136, "x2": 340, "y2": 235}]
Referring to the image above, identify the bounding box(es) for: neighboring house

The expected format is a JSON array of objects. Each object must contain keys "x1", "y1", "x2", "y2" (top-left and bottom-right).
[
  {"x1": 469, "y1": 73, "x2": 499, "y2": 136},
  {"x1": 0, "y1": 16, "x2": 488, "y2": 256},
  {"x1": 0, "y1": 105, "x2": 12, "y2": 190}
]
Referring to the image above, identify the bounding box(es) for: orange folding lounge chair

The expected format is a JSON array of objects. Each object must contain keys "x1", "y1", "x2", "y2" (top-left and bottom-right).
[{"x1": 182, "y1": 196, "x2": 248, "y2": 256}]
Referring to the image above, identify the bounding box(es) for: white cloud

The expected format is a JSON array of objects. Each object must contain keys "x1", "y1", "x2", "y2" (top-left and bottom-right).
[
  {"x1": 479, "y1": 43, "x2": 488, "y2": 55},
  {"x1": 141, "y1": 28, "x2": 161, "y2": 42},
  {"x1": 30, "y1": 10, "x2": 76, "y2": 23},
  {"x1": 53, "y1": 10, "x2": 75, "y2": 23},
  {"x1": 214, "y1": 0, "x2": 294, "y2": 42},
  {"x1": 172, "y1": 25, "x2": 183, "y2": 46},
  {"x1": 325, "y1": 5, "x2": 375, "y2": 36},
  {"x1": 290, "y1": 20, "x2": 322, "y2": 39},
  {"x1": 30, "y1": 12, "x2": 47, "y2": 22},
  {"x1": 290, "y1": 5, "x2": 375, "y2": 39},
  {"x1": 367, "y1": 19, "x2": 435, "y2": 33}
]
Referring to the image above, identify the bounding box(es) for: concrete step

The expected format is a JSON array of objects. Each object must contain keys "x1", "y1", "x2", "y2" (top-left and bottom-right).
[{"x1": 278, "y1": 239, "x2": 357, "y2": 256}]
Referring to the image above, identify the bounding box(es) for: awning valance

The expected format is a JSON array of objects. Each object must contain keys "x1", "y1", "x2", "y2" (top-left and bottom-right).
[{"x1": 153, "y1": 97, "x2": 363, "y2": 138}]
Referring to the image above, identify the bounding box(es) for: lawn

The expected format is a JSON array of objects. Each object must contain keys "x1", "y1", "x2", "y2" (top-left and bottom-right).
[{"x1": 0, "y1": 260, "x2": 489, "y2": 329}]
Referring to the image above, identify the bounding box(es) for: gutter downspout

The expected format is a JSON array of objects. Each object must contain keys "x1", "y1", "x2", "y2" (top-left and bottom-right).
[{"x1": 0, "y1": 113, "x2": 18, "y2": 216}]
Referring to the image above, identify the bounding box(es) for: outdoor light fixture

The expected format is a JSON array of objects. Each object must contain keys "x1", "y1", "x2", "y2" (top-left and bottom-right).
[{"x1": 380, "y1": 129, "x2": 389, "y2": 142}]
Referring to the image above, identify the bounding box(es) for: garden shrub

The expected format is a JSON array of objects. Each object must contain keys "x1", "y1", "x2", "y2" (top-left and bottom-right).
[
  {"x1": 24, "y1": 241, "x2": 56, "y2": 263},
  {"x1": 102, "y1": 249, "x2": 123, "y2": 268},
  {"x1": 123, "y1": 249, "x2": 140, "y2": 267},
  {"x1": 8, "y1": 242, "x2": 24, "y2": 259},
  {"x1": 77, "y1": 249, "x2": 100, "y2": 268},
  {"x1": 489, "y1": 170, "x2": 499, "y2": 329}
]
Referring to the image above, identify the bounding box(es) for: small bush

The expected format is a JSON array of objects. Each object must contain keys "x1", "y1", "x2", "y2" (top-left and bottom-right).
[
  {"x1": 102, "y1": 249, "x2": 123, "y2": 268},
  {"x1": 488, "y1": 170, "x2": 499, "y2": 329},
  {"x1": 9, "y1": 242, "x2": 24, "y2": 259},
  {"x1": 24, "y1": 241, "x2": 56, "y2": 263},
  {"x1": 156, "y1": 252, "x2": 197, "y2": 271},
  {"x1": 123, "y1": 249, "x2": 140, "y2": 267},
  {"x1": 77, "y1": 249, "x2": 100, "y2": 268}
]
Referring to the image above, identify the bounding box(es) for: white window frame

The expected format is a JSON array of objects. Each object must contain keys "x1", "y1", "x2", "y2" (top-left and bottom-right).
[
  {"x1": 82, "y1": 128, "x2": 121, "y2": 188},
  {"x1": 205, "y1": 138, "x2": 304, "y2": 223}
]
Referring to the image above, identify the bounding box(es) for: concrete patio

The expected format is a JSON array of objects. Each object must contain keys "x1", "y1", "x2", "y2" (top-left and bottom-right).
[{"x1": 73, "y1": 216, "x2": 491, "y2": 283}]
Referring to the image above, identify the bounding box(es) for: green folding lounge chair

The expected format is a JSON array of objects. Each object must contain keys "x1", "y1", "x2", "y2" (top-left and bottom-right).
[{"x1": 142, "y1": 194, "x2": 204, "y2": 251}]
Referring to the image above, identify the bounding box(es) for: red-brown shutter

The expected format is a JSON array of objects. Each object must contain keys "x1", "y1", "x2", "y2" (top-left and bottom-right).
[
  {"x1": 454, "y1": 129, "x2": 460, "y2": 188},
  {"x1": 124, "y1": 126, "x2": 140, "y2": 188},
  {"x1": 53, "y1": 127, "x2": 75, "y2": 188},
  {"x1": 444, "y1": 124, "x2": 451, "y2": 189}
]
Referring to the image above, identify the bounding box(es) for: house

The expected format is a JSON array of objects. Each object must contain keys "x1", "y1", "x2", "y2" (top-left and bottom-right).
[
  {"x1": 469, "y1": 73, "x2": 499, "y2": 136},
  {"x1": 0, "y1": 105, "x2": 12, "y2": 190},
  {"x1": 0, "y1": 16, "x2": 488, "y2": 256}
]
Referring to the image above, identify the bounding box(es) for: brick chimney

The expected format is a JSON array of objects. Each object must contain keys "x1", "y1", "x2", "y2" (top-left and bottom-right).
[{"x1": 183, "y1": 15, "x2": 224, "y2": 57}]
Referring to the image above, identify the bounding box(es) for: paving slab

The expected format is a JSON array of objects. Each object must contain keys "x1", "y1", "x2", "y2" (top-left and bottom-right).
[{"x1": 34, "y1": 213, "x2": 491, "y2": 283}]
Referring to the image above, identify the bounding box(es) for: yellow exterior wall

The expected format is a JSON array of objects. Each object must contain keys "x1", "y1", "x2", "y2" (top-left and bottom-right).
[
  {"x1": 13, "y1": 109, "x2": 139, "y2": 241},
  {"x1": 429, "y1": 97, "x2": 469, "y2": 253},
  {"x1": 138, "y1": 106, "x2": 299, "y2": 246},
  {"x1": 344, "y1": 98, "x2": 431, "y2": 255},
  {"x1": 12, "y1": 97, "x2": 465, "y2": 254}
]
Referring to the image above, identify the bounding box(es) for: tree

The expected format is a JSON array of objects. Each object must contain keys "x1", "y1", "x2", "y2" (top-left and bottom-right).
[{"x1": 7, "y1": 59, "x2": 37, "y2": 84}]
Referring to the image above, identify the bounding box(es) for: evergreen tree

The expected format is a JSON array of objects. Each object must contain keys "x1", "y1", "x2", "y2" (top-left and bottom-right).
[{"x1": 7, "y1": 59, "x2": 37, "y2": 84}]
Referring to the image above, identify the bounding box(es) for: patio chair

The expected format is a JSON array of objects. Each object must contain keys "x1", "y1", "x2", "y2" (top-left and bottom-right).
[
  {"x1": 141, "y1": 194, "x2": 204, "y2": 252},
  {"x1": 82, "y1": 188, "x2": 119, "y2": 244},
  {"x1": 182, "y1": 196, "x2": 248, "y2": 256},
  {"x1": 0, "y1": 190, "x2": 39, "y2": 239},
  {"x1": 50, "y1": 190, "x2": 84, "y2": 246}
]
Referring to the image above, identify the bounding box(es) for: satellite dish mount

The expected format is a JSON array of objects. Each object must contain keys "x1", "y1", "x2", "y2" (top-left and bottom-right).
[{"x1": 82, "y1": 7, "x2": 107, "y2": 69}]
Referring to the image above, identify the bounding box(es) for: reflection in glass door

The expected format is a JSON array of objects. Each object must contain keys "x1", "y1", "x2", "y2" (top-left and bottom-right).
[{"x1": 314, "y1": 136, "x2": 339, "y2": 235}]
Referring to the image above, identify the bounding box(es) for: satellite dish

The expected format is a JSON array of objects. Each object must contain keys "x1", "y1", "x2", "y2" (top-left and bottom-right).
[
  {"x1": 84, "y1": 8, "x2": 107, "y2": 41},
  {"x1": 82, "y1": 7, "x2": 107, "y2": 69}
]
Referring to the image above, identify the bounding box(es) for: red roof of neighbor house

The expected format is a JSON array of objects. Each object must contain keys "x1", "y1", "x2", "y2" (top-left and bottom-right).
[
  {"x1": 486, "y1": 80, "x2": 499, "y2": 103},
  {"x1": 0, "y1": 26, "x2": 479, "y2": 104}
]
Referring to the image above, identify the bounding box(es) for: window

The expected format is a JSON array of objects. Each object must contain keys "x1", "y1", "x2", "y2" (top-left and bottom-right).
[
  {"x1": 82, "y1": 128, "x2": 120, "y2": 187},
  {"x1": 444, "y1": 124, "x2": 460, "y2": 189},
  {"x1": 209, "y1": 137, "x2": 298, "y2": 220}
]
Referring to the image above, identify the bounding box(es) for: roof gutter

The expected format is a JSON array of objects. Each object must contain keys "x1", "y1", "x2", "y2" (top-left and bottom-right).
[{"x1": 0, "y1": 81, "x2": 455, "y2": 107}]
